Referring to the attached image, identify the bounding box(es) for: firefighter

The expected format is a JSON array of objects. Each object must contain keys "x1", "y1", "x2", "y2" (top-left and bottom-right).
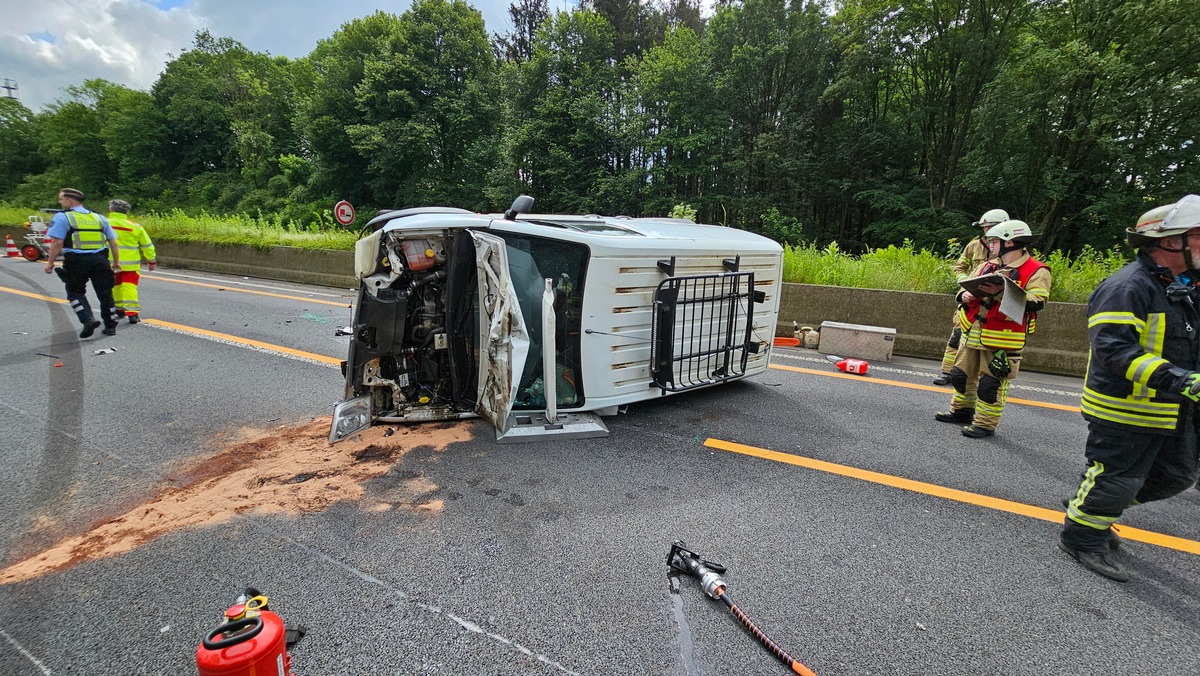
[
  {"x1": 934, "y1": 209, "x2": 1008, "y2": 385},
  {"x1": 107, "y1": 200, "x2": 157, "y2": 323},
  {"x1": 1059, "y1": 195, "x2": 1200, "y2": 582},
  {"x1": 934, "y1": 220, "x2": 1051, "y2": 437},
  {"x1": 43, "y1": 188, "x2": 122, "y2": 337}
]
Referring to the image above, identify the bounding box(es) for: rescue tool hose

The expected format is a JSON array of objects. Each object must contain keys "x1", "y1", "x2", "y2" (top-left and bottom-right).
[
  {"x1": 715, "y1": 588, "x2": 818, "y2": 676},
  {"x1": 668, "y1": 542, "x2": 818, "y2": 676}
]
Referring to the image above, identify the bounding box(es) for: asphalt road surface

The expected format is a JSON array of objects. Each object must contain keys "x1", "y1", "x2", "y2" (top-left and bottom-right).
[{"x1": 1, "y1": 257, "x2": 1198, "y2": 675}]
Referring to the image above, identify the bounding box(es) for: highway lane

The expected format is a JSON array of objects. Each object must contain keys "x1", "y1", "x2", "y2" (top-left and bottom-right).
[{"x1": 1, "y1": 257, "x2": 1198, "y2": 675}]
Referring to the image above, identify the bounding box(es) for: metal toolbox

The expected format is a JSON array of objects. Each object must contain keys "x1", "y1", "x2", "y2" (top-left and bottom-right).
[{"x1": 817, "y1": 321, "x2": 896, "y2": 362}]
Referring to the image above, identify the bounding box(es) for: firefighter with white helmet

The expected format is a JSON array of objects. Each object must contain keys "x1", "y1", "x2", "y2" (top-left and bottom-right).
[
  {"x1": 933, "y1": 209, "x2": 1009, "y2": 386},
  {"x1": 935, "y1": 218, "x2": 1051, "y2": 437},
  {"x1": 1060, "y1": 194, "x2": 1200, "y2": 582}
]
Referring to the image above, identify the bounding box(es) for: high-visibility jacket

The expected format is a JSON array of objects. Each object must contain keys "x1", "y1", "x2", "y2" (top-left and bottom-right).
[
  {"x1": 64, "y1": 211, "x2": 108, "y2": 252},
  {"x1": 1081, "y1": 254, "x2": 1200, "y2": 434},
  {"x1": 107, "y1": 212, "x2": 156, "y2": 271},
  {"x1": 958, "y1": 254, "x2": 1051, "y2": 351}
]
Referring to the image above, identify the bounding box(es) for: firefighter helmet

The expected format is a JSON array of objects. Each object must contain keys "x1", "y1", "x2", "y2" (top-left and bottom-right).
[
  {"x1": 985, "y1": 219, "x2": 1039, "y2": 245},
  {"x1": 1127, "y1": 195, "x2": 1200, "y2": 241},
  {"x1": 972, "y1": 209, "x2": 1009, "y2": 228}
]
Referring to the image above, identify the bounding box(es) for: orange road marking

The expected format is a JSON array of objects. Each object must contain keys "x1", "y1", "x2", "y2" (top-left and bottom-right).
[
  {"x1": 769, "y1": 363, "x2": 1081, "y2": 412},
  {"x1": 705, "y1": 437, "x2": 1200, "y2": 556},
  {"x1": 0, "y1": 286, "x2": 66, "y2": 304},
  {"x1": 142, "y1": 319, "x2": 342, "y2": 365},
  {"x1": 149, "y1": 276, "x2": 349, "y2": 307}
]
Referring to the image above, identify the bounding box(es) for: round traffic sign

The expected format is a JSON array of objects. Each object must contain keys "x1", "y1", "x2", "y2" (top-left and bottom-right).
[{"x1": 334, "y1": 200, "x2": 356, "y2": 226}]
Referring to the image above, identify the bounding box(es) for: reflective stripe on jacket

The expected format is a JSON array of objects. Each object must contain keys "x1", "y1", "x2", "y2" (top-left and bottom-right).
[
  {"x1": 107, "y1": 212, "x2": 156, "y2": 271},
  {"x1": 66, "y1": 211, "x2": 107, "y2": 252},
  {"x1": 1081, "y1": 254, "x2": 1199, "y2": 434},
  {"x1": 958, "y1": 255, "x2": 1050, "y2": 350}
]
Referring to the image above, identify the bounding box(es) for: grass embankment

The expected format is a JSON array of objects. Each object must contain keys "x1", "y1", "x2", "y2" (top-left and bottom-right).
[{"x1": 2, "y1": 204, "x2": 1125, "y2": 303}]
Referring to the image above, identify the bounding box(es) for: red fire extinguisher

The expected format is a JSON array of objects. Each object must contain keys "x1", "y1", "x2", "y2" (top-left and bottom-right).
[{"x1": 196, "y1": 589, "x2": 294, "y2": 676}]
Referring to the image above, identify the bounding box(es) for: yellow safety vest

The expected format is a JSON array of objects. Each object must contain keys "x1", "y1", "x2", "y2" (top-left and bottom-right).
[
  {"x1": 108, "y1": 212, "x2": 157, "y2": 271},
  {"x1": 66, "y1": 211, "x2": 107, "y2": 252}
]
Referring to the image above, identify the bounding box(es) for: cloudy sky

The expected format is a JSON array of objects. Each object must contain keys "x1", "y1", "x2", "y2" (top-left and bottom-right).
[{"x1": 0, "y1": 0, "x2": 576, "y2": 111}]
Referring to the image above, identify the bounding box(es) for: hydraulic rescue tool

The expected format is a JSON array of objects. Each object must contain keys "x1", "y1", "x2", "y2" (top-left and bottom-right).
[
  {"x1": 668, "y1": 542, "x2": 818, "y2": 676},
  {"x1": 196, "y1": 588, "x2": 299, "y2": 676}
]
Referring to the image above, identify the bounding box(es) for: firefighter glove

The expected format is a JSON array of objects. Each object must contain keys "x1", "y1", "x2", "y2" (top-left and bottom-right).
[
  {"x1": 1181, "y1": 373, "x2": 1200, "y2": 403},
  {"x1": 989, "y1": 350, "x2": 1011, "y2": 378}
]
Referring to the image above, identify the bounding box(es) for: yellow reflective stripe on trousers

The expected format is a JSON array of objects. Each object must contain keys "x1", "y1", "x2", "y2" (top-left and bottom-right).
[
  {"x1": 1088, "y1": 311, "x2": 1145, "y2": 331},
  {"x1": 1067, "y1": 462, "x2": 1118, "y2": 529}
]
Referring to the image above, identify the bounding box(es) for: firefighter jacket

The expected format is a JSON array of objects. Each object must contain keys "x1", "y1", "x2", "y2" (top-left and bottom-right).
[
  {"x1": 957, "y1": 253, "x2": 1051, "y2": 352},
  {"x1": 953, "y1": 236, "x2": 990, "y2": 282},
  {"x1": 1081, "y1": 254, "x2": 1200, "y2": 434},
  {"x1": 107, "y1": 212, "x2": 156, "y2": 272}
]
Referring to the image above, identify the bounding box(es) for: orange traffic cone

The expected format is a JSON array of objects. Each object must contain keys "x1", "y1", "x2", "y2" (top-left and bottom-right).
[{"x1": 5, "y1": 235, "x2": 19, "y2": 258}]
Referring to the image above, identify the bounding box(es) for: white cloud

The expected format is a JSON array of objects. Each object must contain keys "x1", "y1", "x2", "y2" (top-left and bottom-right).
[{"x1": 0, "y1": 0, "x2": 577, "y2": 112}]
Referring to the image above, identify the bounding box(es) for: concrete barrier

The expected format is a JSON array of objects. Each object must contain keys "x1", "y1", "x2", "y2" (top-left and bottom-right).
[
  {"x1": 3, "y1": 226, "x2": 1088, "y2": 377},
  {"x1": 777, "y1": 283, "x2": 1088, "y2": 377}
]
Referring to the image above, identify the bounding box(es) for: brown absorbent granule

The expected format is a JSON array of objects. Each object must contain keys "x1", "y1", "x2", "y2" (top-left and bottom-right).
[{"x1": 0, "y1": 417, "x2": 473, "y2": 584}]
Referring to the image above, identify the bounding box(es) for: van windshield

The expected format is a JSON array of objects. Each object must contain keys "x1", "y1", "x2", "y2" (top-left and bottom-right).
[{"x1": 498, "y1": 234, "x2": 588, "y2": 409}]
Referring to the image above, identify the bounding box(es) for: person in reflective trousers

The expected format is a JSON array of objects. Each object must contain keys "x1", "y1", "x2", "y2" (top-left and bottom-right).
[
  {"x1": 107, "y1": 199, "x2": 157, "y2": 323},
  {"x1": 1060, "y1": 195, "x2": 1200, "y2": 582},
  {"x1": 934, "y1": 220, "x2": 1051, "y2": 437},
  {"x1": 43, "y1": 188, "x2": 122, "y2": 337},
  {"x1": 933, "y1": 209, "x2": 1008, "y2": 385}
]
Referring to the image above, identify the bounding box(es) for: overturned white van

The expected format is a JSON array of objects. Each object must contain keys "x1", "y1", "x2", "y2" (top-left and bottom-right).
[{"x1": 330, "y1": 196, "x2": 783, "y2": 443}]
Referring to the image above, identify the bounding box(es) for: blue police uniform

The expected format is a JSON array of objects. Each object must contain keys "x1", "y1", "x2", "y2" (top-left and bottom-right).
[{"x1": 48, "y1": 207, "x2": 121, "y2": 334}]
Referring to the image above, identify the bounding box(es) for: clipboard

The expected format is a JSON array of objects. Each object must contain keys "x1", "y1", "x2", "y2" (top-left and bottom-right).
[{"x1": 959, "y1": 272, "x2": 1027, "y2": 322}]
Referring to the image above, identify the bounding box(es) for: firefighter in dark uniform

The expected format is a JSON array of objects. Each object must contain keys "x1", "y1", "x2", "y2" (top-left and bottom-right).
[
  {"x1": 1060, "y1": 194, "x2": 1200, "y2": 582},
  {"x1": 43, "y1": 188, "x2": 122, "y2": 337}
]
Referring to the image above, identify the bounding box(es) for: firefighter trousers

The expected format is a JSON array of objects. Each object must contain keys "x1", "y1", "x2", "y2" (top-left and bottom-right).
[
  {"x1": 938, "y1": 314, "x2": 962, "y2": 375},
  {"x1": 61, "y1": 252, "x2": 118, "y2": 329},
  {"x1": 947, "y1": 345, "x2": 1020, "y2": 431},
  {"x1": 113, "y1": 270, "x2": 142, "y2": 315},
  {"x1": 1062, "y1": 420, "x2": 1199, "y2": 552}
]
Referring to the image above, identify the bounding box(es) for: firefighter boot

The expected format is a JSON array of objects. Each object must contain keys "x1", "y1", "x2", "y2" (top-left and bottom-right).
[
  {"x1": 932, "y1": 373, "x2": 952, "y2": 386},
  {"x1": 935, "y1": 408, "x2": 974, "y2": 424},
  {"x1": 127, "y1": 313, "x2": 140, "y2": 324},
  {"x1": 961, "y1": 425, "x2": 995, "y2": 438},
  {"x1": 1058, "y1": 540, "x2": 1129, "y2": 582}
]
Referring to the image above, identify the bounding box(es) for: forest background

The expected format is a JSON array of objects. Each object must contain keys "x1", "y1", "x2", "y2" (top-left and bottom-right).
[{"x1": 0, "y1": 0, "x2": 1196, "y2": 260}]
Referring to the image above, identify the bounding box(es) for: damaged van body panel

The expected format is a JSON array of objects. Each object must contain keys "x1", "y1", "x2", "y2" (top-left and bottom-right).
[{"x1": 330, "y1": 198, "x2": 783, "y2": 443}]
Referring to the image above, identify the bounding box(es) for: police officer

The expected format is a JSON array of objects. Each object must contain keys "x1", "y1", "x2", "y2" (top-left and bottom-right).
[
  {"x1": 934, "y1": 209, "x2": 1008, "y2": 385},
  {"x1": 43, "y1": 188, "x2": 122, "y2": 337},
  {"x1": 934, "y1": 220, "x2": 1051, "y2": 437},
  {"x1": 1060, "y1": 195, "x2": 1200, "y2": 582}
]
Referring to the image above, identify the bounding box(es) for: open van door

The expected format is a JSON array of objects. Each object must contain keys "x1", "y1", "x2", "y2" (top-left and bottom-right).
[{"x1": 471, "y1": 230, "x2": 529, "y2": 431}]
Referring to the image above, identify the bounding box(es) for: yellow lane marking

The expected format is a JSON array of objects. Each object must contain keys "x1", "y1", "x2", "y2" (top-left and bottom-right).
[
  {"x1": 149, "y1": 276, "x2": 350, "y2": 307},
  {"x1": 705, "y1": 437, "x2": 1200, "y2": 556},
  {"x1": 142, "y1": 319, "x2": 342, "y2": 365},
  {"x1": 0, "y1": 286, "x2": 66, "y2": 304},
  {"x1": 769, "y1": 363, "x2": 1081, "y2": 413}
]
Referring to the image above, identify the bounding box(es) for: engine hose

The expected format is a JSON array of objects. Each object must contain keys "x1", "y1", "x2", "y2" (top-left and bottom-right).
[{"x1": 716, "y1": 588, "x2": 818, "y2": 676}]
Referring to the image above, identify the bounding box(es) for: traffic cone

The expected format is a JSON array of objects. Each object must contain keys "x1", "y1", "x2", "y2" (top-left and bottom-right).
[{"x1": 5, "y1": 235, "x2": 19, "y2": 258}]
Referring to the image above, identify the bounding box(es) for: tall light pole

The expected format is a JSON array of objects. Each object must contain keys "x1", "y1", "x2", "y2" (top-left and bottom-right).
[{"x1": 1, "y1": 79, "x2": 17, "y2": 98}]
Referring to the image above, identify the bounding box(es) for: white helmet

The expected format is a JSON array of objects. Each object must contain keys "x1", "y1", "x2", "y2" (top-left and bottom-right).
[
  {"x1": 973, "y1": 208, "x2": 1009, "y2": 228},
  {"x1": 985, "y1": 219, "x2": 1040, "y2": 245},
  {"x1": 1127, "y1": 195, "x2": 1200, "y2": 241}
]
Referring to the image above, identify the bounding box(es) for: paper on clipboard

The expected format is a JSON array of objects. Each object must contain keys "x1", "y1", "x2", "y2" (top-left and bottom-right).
[{"x1": 959, "y1": 273, "x2": 1027, "y2": 322}]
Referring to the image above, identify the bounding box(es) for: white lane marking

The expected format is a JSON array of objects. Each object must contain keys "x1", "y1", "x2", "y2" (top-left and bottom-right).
[
  {"x1": 0, "y1": 626, "x2": 52, "y2": 674},
  {"x1": 152, "y1": 270, "x2": 353, "y2": 299},
  {"x1": 288, "y1": 540, "x2": 580, "y2": 675},
  {"x1": 770, "y1": 351, "x2": 1083, "y2": 398},
  {"x1": 145, "y1": 322, "x2": 340, "y2": 369}
]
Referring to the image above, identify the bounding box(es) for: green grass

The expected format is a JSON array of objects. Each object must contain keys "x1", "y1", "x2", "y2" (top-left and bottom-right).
[
  {"x1": 3, "y1": 202, "x2": 1126, "y2": 302},
  {"x1": 783, "y1": 239, "x2": 1128, "y2": 303}
]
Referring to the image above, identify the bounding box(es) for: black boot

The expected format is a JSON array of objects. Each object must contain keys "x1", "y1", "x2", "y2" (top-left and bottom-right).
[
  {"x1": 961, "y1": 425, "x2": 995, "y2": 438},
  {"x1": 79, "y1": 319, "x2": 101, "y2": 338},
  {"x1": 932, "y1": 373, "x2": 952, "y2": 386},
  {"x1": 1058, "y1": 540, "x2": 1129, "y2": 582},
  {"x1": 935, "y1": 408, "x2": 974, "y2": 424}
]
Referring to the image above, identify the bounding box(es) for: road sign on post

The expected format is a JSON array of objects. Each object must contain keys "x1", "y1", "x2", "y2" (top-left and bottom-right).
[{"x1": 334, "y1": 200, "x2": 356, "y2": 226}]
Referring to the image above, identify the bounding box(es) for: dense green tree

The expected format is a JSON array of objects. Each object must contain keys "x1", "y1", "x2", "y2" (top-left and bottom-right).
[
  {"x1": 346, "y1": 0, "x2": 498, "y2": 209},
  {"x1": 495, "y1": 0, "x2": 550, "y2": 62},
  {"x1": 0, "y1": 98, "x2": 45, "y2": 198}
]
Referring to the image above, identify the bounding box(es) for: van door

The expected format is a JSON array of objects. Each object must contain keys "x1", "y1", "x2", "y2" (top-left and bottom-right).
[{"x1": 471, "y1": 231, "x2": 529, "y2": 430}]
